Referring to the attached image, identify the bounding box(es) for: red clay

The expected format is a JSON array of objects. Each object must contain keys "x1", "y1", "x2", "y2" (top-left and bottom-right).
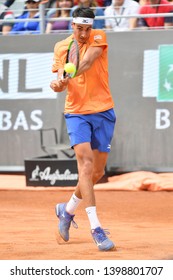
[{"x1": 0, "y1": 188, "x2": 173, "y2": 260}]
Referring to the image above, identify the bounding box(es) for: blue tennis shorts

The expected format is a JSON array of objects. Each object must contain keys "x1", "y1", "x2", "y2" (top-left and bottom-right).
[{"x1": 64, "y1": 108, "x2": 116, "y2": 152}]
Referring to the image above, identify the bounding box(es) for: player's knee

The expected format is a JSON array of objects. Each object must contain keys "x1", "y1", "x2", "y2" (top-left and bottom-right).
[{"x1": 79, "y1": 157, "x2": 94, "y2": 177}]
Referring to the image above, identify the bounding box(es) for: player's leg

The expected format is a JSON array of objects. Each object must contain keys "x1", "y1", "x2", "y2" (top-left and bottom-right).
[
  {"x1": 85, "y1": 149, "x2": 114, "y2": 251},
  {"x1": 65, "y1": 149, "x2": 108, "y2": 217},
  {"x1": 55, "y1": 143, "x2": 110, "y2": 246},
  {"x1": 72, "y1": 143, "x2": 114, "y2": 250},
  {"x1": 73, "y1": 142, "x2": 96, "y2": 207},
  {"x1": 92, "y1": 149, "x2": 108, "y2": 184},
  {"x1": 55, "y1": 115, "x2": 92, "y2": 242},
  {"x1": 55, "y1": 142, "x2": 94, "y2": 242},
  {"x1": 86, "y1": 109, "x2": 116, "y2": 250},
  {"x1": 63, "y1": 149, "x2": 107, "y2": 225}
]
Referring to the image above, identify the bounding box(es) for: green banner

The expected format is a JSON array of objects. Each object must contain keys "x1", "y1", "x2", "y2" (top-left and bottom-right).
[{"x1": 158, "y1": 45, "x2": 173, "y2": 102}]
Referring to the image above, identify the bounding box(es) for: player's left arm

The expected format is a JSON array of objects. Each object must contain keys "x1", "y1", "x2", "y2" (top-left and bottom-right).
[{"x1": 76, "y1": 46, "x2": 104, "y2": 76}]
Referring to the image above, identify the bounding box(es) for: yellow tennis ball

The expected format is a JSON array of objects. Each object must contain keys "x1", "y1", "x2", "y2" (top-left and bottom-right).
[{"x1": 64, "y1": 63, "x2": 76, "y2": 74}]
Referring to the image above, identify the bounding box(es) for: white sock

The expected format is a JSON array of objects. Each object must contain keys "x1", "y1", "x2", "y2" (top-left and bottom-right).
[
  {"x1": 85, "y1": 206, "x2": 101, "y2": 230},
  {"x1": 66, "y1": 193, "x2": 82, "y2": 215}
]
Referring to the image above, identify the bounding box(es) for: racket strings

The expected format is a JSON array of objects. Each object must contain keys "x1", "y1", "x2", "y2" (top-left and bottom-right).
[
  {"x1": 63, "y1": 39, "x2": 79, "y2": 78},
  {"x1": 68, "y1": 45, "x2": 78, "y2": 67}
]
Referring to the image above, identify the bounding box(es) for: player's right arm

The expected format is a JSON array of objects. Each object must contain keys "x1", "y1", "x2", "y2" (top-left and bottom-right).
[
  {"x1": 50, "y1": 74, "x2": 69, "y2": 92},
  {"x1": 50, "y1": 69, "x2": 69, "y2": 92},
  {"x1": 51, "y1": 41, "x2": 71, "y2": 92}
]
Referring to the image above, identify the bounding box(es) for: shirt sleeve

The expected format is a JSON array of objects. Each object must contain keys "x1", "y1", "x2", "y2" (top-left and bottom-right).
[{"x1": 90, "y1": 30, "x2": 108, "y2": 49}]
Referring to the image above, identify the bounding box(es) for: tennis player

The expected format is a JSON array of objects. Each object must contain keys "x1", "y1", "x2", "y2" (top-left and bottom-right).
[{"x1": 50, "y1": 7, "x2": 116, "y2": 251}]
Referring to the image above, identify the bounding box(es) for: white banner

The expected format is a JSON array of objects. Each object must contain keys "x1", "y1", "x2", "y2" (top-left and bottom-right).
[
  {"x1": 0, "y1": 260, "x2": 172, "y2": 280},
  {"x1": 0, "y1": 53, "x2": 57, "y2": 99},
  {"x1": 143, "y1": 50, "x2": 159, "y2": 98}
]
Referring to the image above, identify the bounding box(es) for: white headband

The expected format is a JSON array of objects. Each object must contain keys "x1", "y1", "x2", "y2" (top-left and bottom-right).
[{"x1": 73, "y1": 17, "x2": 94, "y2": 25}]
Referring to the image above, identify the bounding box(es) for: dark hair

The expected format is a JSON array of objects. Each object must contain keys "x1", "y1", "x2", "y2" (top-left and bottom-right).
[{"x1": 72, "y1": 7, "x2": 95, "y2": 19}]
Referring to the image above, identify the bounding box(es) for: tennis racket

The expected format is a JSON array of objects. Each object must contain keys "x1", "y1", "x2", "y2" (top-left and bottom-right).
[{"x1": 63, "y1": 39, "x2": 79, "y2": 78}]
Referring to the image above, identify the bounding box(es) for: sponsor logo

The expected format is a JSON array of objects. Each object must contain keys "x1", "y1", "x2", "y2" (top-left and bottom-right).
[
  {"x1": 94, "y1": 35, "x2": 102, "y2": 40},
  {"x1": 30, "y1": 165, "x2": 78, "y2": 185},
  {"x1": 143, "y1": 45, "x2": 173, "y2": 129},
  {"x1": 82, "y1": 19, "x2": 89, "y2": 23},
  {"x1": 143, "y1": 45, "x2": 173, "y2": 101},
  {"x1": 0, "y1": 109, "x2": 42, "y2": 131}
]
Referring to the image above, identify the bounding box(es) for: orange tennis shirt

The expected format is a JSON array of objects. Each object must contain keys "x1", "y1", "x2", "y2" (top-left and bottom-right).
[{"x1": 52, "y1": 29, "x2": 114, "y2": 114}]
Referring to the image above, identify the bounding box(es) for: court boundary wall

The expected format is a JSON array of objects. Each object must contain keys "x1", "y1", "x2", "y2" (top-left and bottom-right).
[{"x1": 0, "y1": 31, "x2": 173, "y2": 172}]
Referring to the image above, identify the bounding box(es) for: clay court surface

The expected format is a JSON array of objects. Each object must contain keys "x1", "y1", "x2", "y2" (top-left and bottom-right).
[{"x1": 0, "y1": 174, "x2": 173, "y2": 260}]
